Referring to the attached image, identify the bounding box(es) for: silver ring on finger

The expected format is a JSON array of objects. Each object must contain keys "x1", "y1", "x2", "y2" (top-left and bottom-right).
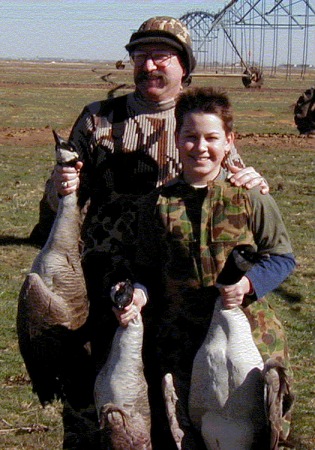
[{"x1": 61, "y1": 181, "x2": 68, "y2": 188}]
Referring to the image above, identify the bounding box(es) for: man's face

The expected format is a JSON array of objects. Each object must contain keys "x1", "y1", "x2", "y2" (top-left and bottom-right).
[{"x1": 131, "y1": 43, "x2": 186, "y2": 102}]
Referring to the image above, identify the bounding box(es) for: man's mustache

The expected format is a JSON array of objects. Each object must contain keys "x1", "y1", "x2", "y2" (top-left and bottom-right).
[{"x1": 135, "y1": 72, "x2": 167, "y2": 83}]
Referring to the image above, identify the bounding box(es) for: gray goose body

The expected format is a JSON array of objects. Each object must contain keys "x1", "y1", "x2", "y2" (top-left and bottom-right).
[
  {"x1": 189, "y1": 298, "x2": 266, "y2": 449},
  {"x1": 94, "y1": 305, "x2": 152, "y2": 449},
  {"x1": 188, "y1": 246, "x2": 294, "y2": 449},
  {"x1": 16, "y1": 132, "x2": 90, "y2": 406}
]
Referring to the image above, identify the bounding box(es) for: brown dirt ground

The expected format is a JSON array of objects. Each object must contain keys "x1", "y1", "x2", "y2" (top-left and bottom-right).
[
  {"x1": 0, "y1": 125, "x2": 314, "y2": 151},
  {"x1": 0, "y1": 126, "x2": 71, "y2": 147}
]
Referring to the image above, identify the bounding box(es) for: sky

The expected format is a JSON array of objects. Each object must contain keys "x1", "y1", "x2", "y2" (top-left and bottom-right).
[
  {"x1": 0, "y1": 0, "x2": 227, "y2": 61},
  {"x1": 0, "y1": 0, "x2": 314, "y2": 65}
]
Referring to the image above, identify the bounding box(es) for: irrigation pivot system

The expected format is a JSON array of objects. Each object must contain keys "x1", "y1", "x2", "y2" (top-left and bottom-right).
[{"x1": 180, "y1": 0, "x2": 315, "y2": 86}]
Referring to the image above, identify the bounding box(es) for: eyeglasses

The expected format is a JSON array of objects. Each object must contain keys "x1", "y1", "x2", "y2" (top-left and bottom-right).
[{"x1": 130, "y1": 50, "x2": 177, "y2": 67}]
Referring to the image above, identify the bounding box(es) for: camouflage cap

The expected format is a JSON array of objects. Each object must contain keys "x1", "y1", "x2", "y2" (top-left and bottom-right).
[{"x1": 125, "y1": 16, "x2": 196, "y2": 81}]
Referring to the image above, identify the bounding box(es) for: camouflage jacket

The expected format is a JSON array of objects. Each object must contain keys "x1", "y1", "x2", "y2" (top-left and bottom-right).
[
  {"x1": 136, "y1": 176, "x2": 293, "y2": 379},
  {"x1": 136, "y1": 174, "x2": 293, "y2": 294},
  {"x1": 156, "y1": 179, "x2": 255, "y2": 290}
]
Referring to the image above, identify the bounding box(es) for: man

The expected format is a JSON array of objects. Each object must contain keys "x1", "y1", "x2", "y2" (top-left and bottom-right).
[{"x1": 29, "y1": 17, "x2": 269, "y2": 448}]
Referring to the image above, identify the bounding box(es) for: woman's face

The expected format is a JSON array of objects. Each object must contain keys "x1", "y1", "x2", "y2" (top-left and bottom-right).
[{"x1": 176, "y1": 111, "x2": 234, "y2": 186}]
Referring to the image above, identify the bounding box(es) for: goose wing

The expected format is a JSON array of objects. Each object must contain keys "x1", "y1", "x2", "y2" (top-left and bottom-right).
[
  {"x1": 17, "y1": 271, "x2": 92, "y2": 407},
  {"x1": 263, "y1": 358, "x2": 295, "y2": 449}
]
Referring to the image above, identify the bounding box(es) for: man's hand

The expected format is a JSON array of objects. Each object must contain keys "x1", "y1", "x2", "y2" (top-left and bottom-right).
[
  {"x1": 112, "y1": 288, "x2": 147, "y2": 327},
  {"x1": 228, "y1": 164, "x2": 269, "y2": 195},
  {"x1": 219, "y1": 276, "x2": 252, "y2": 309},
  {"x1": 53, "y1": 161, "x2": 83, "y2": 195}
]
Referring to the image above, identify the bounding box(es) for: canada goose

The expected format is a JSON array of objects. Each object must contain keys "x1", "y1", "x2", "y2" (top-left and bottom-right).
[
  {"x1": 188, "y1": 245, "x2": 294, "y2": 450},
  {"x1": 94, "y1": 281, "x2": 152, "y2": 449},
  {"x1": 17, "y1": 132, "x2": 91, "y2": 408}
]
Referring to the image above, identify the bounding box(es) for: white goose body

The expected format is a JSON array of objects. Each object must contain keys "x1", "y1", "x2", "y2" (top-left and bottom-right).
[{"x1": 189, "y1": 298, "x2": 266, "y2": 450}]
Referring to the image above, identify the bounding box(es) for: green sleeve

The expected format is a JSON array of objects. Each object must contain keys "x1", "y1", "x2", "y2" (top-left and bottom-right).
[{"x1": 246, "y1": 188, "x2": 293, "y2": 255}]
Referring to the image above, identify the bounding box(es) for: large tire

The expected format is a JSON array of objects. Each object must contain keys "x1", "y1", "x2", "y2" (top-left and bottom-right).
[
  {"x1": 242, "y1": 66, "x2": 264, "y2": 88},
  {"x1": 294, "y1": 87, "x2": 315, "y2": 136},
  {"x1": 115, "y1": 60, "x2": 125, "y2": 70}
]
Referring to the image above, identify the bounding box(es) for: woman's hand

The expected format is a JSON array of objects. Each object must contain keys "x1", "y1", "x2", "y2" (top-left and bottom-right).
[
  {"x1": 227, "y1": 164, "x2": 269, "y2": 194},
  {"x1": 219, "y1": 276, "x2": 252, "y2": 309},
  {"x1": 112, "y1": 288, "x2": 147, "y2": 327},
  {"x1": 52, "y1": 161, "x2": 83, "y2": 196}
]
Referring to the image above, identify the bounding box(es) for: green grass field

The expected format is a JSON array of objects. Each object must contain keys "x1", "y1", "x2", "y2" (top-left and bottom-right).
[{"x1": 0, "y1": 61, "x2": 314, "y2": 449}]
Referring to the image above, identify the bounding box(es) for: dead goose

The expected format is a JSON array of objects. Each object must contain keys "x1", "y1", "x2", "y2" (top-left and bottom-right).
[
  {"x1": 189, "y1": 296, "x2": 266, "y2": 449},
  {"x1": 16, "y1": 131, "x2": 91, "y2": 407},
  {"x1": 188, "y1": 245, "x2": 294, "y2": 450},
  {"x1": 94, "y1": 281, "x2": 152, "y2": 449}
]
